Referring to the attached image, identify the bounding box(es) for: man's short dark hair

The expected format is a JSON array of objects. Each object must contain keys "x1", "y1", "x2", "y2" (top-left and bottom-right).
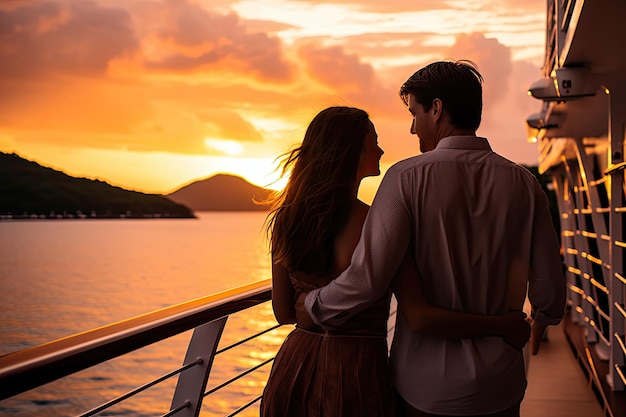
[{"x1": 399, "y1": 60, "x2": 483, "y2": 131}]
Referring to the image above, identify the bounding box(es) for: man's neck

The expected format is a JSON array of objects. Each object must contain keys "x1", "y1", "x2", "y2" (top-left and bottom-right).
[
  {"x1": 434, "y1": 128, "x2": 477, "y2": 148},
  {"x1": 446, "y1": 128, "x2": 476, "y2": 137}
]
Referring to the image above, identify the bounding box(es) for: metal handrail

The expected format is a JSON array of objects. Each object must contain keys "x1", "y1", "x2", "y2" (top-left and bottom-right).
[
  {"x1": 0, "y1": 279, "x2": 272, "y2": 401},
  {"x1": 1, "y1": 279, "x2": 399, "y2": 415}
]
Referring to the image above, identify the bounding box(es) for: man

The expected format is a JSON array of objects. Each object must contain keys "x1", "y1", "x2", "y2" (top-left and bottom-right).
[{"x1": 297, "y1": 60, "x2": 566, "y2": 416}]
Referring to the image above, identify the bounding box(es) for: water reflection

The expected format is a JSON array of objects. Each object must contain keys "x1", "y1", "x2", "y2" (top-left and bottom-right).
[{"x1": 0, "y1": 213, "x2": 278, "y2": 416}]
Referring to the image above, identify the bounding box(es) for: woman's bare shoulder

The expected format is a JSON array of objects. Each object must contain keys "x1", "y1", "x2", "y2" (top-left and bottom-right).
[{"x1": 333, "y1": 200, "x2": 370, "y2": 270}]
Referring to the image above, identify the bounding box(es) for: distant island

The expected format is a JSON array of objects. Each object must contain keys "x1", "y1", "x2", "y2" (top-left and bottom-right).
[
  {"x1": 0, "y1": 151, "x2": 558, "y2": 227},
  {"x1": 167, "y1": 174, "x2": 273, "y2": 212},
  {"x1": 0, "y1": 152, "x2": 274, "y2": 220}
]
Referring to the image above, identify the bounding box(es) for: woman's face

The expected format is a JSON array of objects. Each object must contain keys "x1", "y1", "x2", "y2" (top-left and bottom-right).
[{"x1": 357, "y1": 120, "x2": 384, "y2": 179}]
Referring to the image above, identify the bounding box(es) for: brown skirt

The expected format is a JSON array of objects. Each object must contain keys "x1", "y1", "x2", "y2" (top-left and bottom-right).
[{"x1": 260, "y1": 328, "x2": 395, "y2": 417}]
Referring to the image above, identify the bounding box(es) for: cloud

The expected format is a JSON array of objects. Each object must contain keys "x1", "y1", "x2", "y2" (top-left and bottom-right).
[
  {"x1": 442, "y1": 32, "x2": 541, "y2": 163},
  {"x1": 446, "y1": 32, "x2": 512, "y2": 105},
  {"x1": 196, "y1": 110, "x2": 264, "y2": 142},
  {"x1": 239, "y1": 18, "x2": 296, "y2": 35},
  {"x1": 0, "y1": 0, "x2": 287, "y2": 156},
  {"x1": 297, "y1": 41, "x2": 400, "y2": 116},
  {"x1": 0, "y1": 0, "x2": 144, "y2": 136},
  {"x1": 0, "y1": 1, "x2": 138, "y2": 78},
  {"x1": 4, "y1": 84, "x2": 271, "y2": 156},
  {"x1": 11, "y1": 106, "x2": 219, "y2": 156},
  {"x1": 0, "y1": 0, "x2": 548, "y2": 172},
  {"x1": 143, "y1": 0, "x2": 294, "y2": 82},
  {"x1": 282, "y1": 0, "x2": 454, "y2": 13},
  {"x1": 482, "y1": 0, "x2": 544, "y2": 14},
  {"x1": 341, "y1": 31, "x2": 440, "y2": 60},
  {"x1": 298, "y1": 43, "x2": 375, "y2": 93},
  {"x1": 347, "y1": 31, "x2": 544, "y2": 167},
  {"x1": 277, "y1": 0, "x2": 544, "y2": 15}
]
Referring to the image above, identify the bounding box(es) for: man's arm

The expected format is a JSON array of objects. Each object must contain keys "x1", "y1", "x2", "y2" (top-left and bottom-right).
[
  {"x1": 303, "y1": 168, "x2": 412, "y2": 328},
  {"x1": 527, "y1": 183, "x2": 567, "y2": 354}
]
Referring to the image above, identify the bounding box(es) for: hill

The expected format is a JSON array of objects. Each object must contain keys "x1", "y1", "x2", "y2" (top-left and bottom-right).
[
  {"x1": 0, "y1": 152, "x2": 194, "y2": 219},
  {"x1": 167, "y1": 174, "x2": 273, "y2": 211}
]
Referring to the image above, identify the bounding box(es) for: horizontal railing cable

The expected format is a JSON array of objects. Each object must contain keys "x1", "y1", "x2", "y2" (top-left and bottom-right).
[
  {"x1": 227, "y1": 395, "x2": 263, "y2": 417},
  {"x1": 204, "y1": 357, "x2": 275, "y2": 398},
  {"x1": 78, "y1": 355, "x2": 204, "y2": 416},
  {"x1": 215, "y1": 323, "x2": 285, "y2": 355},
  {"x1": 162, "y1": 400, "x2": 191, "y2": 417}
]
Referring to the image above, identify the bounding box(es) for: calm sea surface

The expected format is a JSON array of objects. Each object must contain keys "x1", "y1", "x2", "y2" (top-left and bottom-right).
[{"x1": 0, "y1": 212, "x2": 288, "y2": 416}]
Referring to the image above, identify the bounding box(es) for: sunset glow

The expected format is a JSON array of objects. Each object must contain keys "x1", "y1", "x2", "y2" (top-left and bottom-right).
[
  {"x1": 204, "y1": 139, "x2": 244, "y2": 156},
  {"x1": 0, "y1": 0, "x2": 547, "y2": 203}
]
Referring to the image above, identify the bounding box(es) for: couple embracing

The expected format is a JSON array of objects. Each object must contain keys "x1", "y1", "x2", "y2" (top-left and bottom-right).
[{"x1": 261, "y1": 60, "x2": 566, "y2": 417}]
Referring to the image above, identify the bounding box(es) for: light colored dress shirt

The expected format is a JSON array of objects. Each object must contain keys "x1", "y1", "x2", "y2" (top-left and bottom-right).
[{"x1": 304, "y1": 136, "x2": 566, "y2": 415}]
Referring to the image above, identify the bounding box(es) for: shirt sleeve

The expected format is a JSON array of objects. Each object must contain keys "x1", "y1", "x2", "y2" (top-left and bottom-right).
[
  {"x1": 528, "y1": 181, "x2": 567, "y2": 325},
  {"x1": 304, "y1": 167, "x2": 413, "y2": 328}
]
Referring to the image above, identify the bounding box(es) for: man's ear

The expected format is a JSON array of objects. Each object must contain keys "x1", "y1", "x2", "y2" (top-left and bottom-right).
[{"x1": 432, "y1": 98, "x2": 443, "y2": 120}]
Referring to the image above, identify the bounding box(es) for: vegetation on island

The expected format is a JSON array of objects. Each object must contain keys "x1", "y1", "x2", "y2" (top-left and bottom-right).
[{"x1": 0, "y1": 152, "x2": 195, "y2": 219}]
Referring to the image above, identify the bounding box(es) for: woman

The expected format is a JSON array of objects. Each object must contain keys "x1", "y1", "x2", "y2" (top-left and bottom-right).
[{"x1": 261, "y1": 106, "x2": 528, "y2": 416}]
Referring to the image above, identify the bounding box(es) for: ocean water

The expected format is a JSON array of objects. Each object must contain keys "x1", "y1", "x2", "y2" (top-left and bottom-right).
[{"x1": 0, "y1": 212, "x2": 289, "y2": 416}]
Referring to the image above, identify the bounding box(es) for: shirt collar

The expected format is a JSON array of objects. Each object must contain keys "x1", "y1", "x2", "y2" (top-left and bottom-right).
[{"x1": 435, "y1": 136, "x2": 492, "y2": 151}]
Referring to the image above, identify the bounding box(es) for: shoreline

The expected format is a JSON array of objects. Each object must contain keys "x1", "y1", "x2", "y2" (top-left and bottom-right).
[{"x1": 0, "y1": 213, "x2": 197, "y2": 221}]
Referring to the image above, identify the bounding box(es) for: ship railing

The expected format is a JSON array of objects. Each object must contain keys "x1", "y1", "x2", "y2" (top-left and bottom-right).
[
  {"x1": 0, "y1": 279, "x2": 397, "y2": 416},
  {"x1": 549, "y1": 136, "x2": 626, "y2": 393},
  {"x1": 534, "y1": 0, "x2": 626, "y2": 392}
]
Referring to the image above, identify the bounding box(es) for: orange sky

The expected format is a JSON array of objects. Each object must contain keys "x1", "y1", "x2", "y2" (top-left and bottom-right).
[{"x1": 0, "y1": 0, "x2": 547, "y2": 203}]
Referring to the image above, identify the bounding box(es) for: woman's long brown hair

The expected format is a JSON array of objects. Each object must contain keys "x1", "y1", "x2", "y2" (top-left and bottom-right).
[{"x1": 265, "y1": 106, "x2": 370, "y2": 276}]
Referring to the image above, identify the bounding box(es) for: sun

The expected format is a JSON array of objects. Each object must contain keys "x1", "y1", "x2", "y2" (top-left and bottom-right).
[{"x1": 204, "y1": 138, "x2": 244, "y2": 156}]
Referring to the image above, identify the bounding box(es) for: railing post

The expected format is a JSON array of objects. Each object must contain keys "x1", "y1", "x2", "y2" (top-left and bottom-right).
[
  {"x1": 170, "y1": 317, "x2": 228, "y2": 416},
  {"x1": 552, "y1": 169, "x2": 584, "y2": 324},
  {"x1": 563, "y1": 156, "x2": 599, "y2": 344},
  {"x1": 608, "y1": 87, "x2": 626, "y2": 391}
]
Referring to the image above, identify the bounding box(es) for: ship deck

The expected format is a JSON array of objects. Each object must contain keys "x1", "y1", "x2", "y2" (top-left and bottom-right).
[{"x1": 522, "y1": 312, "x2": 625, "y2": 417}]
